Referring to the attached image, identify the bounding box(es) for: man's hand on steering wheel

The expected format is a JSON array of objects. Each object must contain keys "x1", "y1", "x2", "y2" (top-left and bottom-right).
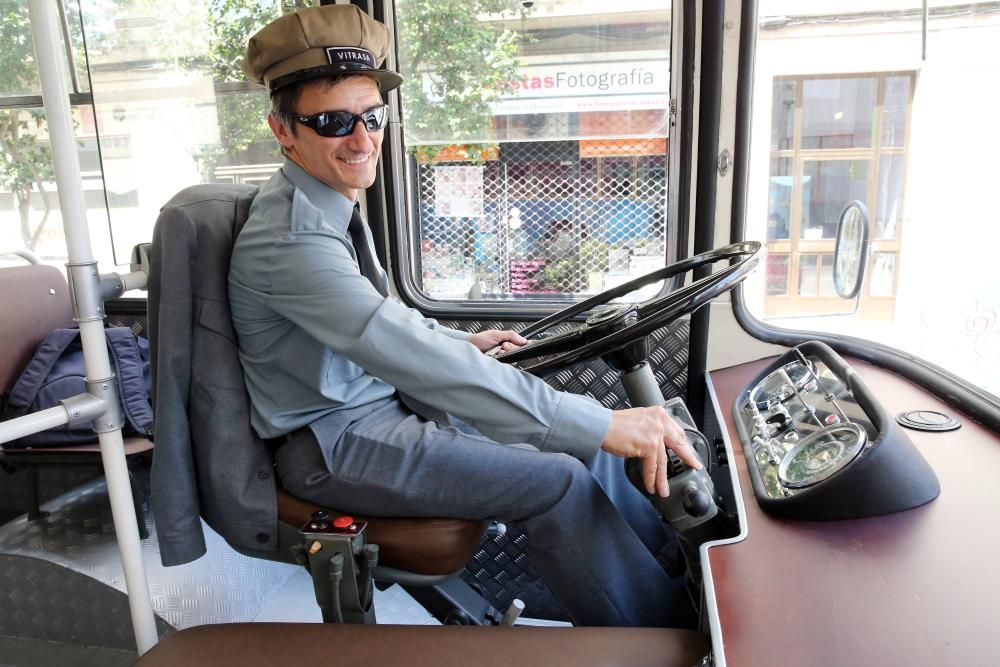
[
  {"x1": 603, "y1": 407, "x2": 703, "y2": 498},
  {"x1": 468, "y1": 329, "x2": 528, "y2": 354},
  {"x1": 474, "y1": 244, "x2": 759, "y2": 498}
]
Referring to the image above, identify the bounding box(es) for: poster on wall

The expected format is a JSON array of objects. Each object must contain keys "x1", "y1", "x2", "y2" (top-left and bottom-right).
[{"x1": 434, "y1": 166, "x2": 485, "y2": 218}]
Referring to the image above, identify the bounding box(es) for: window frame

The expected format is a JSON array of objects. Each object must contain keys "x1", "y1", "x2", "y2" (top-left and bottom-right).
[
  {"x1": 761, "y1": 71, "x2": 912, "y2": 319},
  {"x1": 378, "y1": 0, "x2": 689, "y2": 320}
]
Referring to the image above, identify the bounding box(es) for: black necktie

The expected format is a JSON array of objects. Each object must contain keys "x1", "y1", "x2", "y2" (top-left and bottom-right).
[
  {"x1": 348, "y1": 204, "x2": 388, "y2": 297},
  {"x1": 348, "y1": 204, "x2": 448, "y2": 424}
]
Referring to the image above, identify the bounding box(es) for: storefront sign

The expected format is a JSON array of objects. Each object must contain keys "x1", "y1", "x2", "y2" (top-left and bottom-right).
[
  {"x1": 509, "y1": 258, "x2": 547, "y2": 293},
  {"x1": 492, "y1": 59, "x2": 669, "y2": 115},
  {"x1": 418, "y1": 59, "x2": 669, "y2": 118}
]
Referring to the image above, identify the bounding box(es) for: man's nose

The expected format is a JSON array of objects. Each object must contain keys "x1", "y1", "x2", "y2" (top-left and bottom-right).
[{"x1": 344, "y1": 119, "x2": 373, "y2": 150}]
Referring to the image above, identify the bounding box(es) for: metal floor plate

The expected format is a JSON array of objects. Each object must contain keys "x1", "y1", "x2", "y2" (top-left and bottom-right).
[
  {"x1": 0, "y1": 635, "x2": 136, "y2": 667},
  {"x1": 0, "y1": 472, "x2": 459, "y2": 653},
  {"x1": 251, "y1": 568, "x2": 439, "y2": 626},
  {"x1": 0, "y1": 476, "x2": 298, "y2": 648}
]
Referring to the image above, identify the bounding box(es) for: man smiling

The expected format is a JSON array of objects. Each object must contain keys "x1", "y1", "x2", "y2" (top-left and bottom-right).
[
  {"x1": 268, "y1": 76, "x2": 385, "y2": 201},
  {"x1": 229, "y1": 4, "x2": 699, "y2": 628}
]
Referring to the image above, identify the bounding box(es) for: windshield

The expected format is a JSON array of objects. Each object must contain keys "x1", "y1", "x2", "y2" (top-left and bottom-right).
[
  {"x1": 741, "y1": 0, "x2": 1000, "y2": 399},
  {"x1": 395, "y1": 0, "x2": 675, "y2": 303}
]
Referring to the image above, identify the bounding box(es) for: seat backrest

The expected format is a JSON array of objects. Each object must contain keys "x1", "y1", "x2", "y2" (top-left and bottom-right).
[
  {"x1": 0, "y1": 265, "x2": 74, "y2": 395},
  {"x1": 147, "y1": 183, "x2": 277, "y2": 566},
  {"x1": 148, "y1": 183, "x2": 492, "y2": 576}
]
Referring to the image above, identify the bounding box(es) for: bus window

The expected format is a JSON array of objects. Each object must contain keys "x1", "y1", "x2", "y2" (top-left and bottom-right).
[
  {"x1": 2, "y1": 0, "x2": 677, "y2": 302},
  {"x1": 394, "y1": 0, "x2": 674, "y2": 302},
  {"x1": 0, "y1": 0, "x2": 108, "y2": 274},
  {"x1": 0, "y1": 1, "x2": 309, "y2": 272},
  {"x1": 77, "y1": 1, "x2": 305, "y2": 266},
  {"x1": 742, "y1": 0, "x2": 1000, "y2": 398},
  {"x1": 0, "y1": 105, "x2": 119, "y2": 273}
]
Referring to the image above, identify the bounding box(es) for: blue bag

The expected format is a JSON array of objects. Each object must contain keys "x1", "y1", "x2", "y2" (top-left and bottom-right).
[{"x1": 1, "y1": 328, "x2": 154, "y2": 446}]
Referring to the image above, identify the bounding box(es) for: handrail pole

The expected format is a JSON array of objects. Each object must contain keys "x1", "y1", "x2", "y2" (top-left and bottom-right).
[{"x1": 26, "y1": 0, "x2": 158, "y2": 654}]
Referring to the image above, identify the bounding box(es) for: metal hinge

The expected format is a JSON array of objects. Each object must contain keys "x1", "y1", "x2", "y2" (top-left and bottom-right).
[{"x1": 717, "y1": 148, "x2": 732, "y2": 177}]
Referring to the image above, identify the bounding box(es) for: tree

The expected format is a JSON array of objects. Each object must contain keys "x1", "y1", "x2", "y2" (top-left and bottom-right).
[
  {"x1": 190, "y1": 0, "x2": 310, "y2": 179},
  {"x1": 396, "y1": 0, "x2": 525, "y2": 162},
  {"x1": 0, "y1": 1, "x2": 55, "y2": 250},
  {"x1": 0, "y1": 0, "x2": 142, "y2": 251},
  {"x1": 1, "y1": 0, "x2": 527, "y2": 223},
  {"x1": 192, "y1": 0, "x2": 527, "y2": 172}
]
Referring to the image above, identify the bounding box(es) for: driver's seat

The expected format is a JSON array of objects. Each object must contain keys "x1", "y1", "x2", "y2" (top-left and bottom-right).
[{"x1": 147, "y1": 184, "x2": 486, "y2": 600}]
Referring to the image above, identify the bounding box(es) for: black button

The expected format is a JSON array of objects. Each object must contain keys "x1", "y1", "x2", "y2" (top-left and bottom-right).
[
  {"x1": 256, "y1": 532, "x2": 270, "y2": 544},
  {"x1": 258, "y1": 470, "x2": 271, "y2": 480}
]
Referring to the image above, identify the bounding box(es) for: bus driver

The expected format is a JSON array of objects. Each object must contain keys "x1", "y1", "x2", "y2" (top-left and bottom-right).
[{"x1": 230, "y1": 4, "x2": 701, "y2": 628}]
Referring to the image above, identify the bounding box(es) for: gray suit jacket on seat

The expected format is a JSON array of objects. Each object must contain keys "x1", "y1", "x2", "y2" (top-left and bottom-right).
[{"x1": 148, "y1": 184, "x2": 278, "y2": 566}]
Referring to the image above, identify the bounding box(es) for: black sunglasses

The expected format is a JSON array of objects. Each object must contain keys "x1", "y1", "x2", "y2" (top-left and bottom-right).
[{"x1": 294, "y1": 104, "x2": 390, "y2": 138}]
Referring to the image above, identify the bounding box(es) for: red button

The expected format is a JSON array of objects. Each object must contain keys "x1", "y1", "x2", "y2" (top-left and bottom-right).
[
  {"x1": 333, "y1": 516, "x2": 354, "y2": 529},
  {"x1": 825, "y1": 414, "x2": 841, "y2": 425}
]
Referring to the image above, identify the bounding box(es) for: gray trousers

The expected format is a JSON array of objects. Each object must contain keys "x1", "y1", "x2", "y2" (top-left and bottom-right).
[{"x1": 275, "y1": 398, "x2": 694, "y2": 628}]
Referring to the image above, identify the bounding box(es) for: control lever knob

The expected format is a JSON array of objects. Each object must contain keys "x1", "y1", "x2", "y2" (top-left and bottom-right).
[
  {"x1": 501, "y1": 599, "x2": 525, "y2": 626},
  {"x1": 682, "y1": 482, "x2": 713, "y2": 517},
  {"x1": 310, "y1": 510, "x2": 331, "y2": 523},
  {"x1": 486, "y1": 521, "x2": 507, "y2": 537}
]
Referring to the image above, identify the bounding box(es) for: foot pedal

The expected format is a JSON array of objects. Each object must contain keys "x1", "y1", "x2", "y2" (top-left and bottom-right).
[{"x1": 501, "y1": 599, "x2": 525, "y2": 625}]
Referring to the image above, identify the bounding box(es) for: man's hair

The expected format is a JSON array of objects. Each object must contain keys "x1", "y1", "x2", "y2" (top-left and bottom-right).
[
  {"x1": 270, "y1": 84, "x2": 303, "y2": 137},
  {"x1": 269, "y1": 74, "x2": 369, "y2": 137}
]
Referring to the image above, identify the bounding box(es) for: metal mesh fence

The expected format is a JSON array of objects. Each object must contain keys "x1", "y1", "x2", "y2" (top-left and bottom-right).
[{"x1": 413, "y1": 140, "x2": 668, "y2": 300}]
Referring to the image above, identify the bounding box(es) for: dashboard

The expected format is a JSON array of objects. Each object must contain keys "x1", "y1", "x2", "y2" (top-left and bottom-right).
[{"x1": 702, "y1": 351, "x2": 1000, "y2": 666}]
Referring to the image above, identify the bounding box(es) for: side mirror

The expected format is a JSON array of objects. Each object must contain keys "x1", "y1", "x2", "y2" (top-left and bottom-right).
[{"x1": 832, "y1": 201, "x2": 870, "y2": 300}]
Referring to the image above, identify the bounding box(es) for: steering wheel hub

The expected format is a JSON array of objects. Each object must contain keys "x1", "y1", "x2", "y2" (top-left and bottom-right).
[{"x1": 585, "y1": 304, "x2": 636, "y2": 327}]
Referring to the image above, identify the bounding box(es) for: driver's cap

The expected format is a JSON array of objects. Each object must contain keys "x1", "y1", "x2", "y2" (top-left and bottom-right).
[{"x1": 242, "y1": 5, "x2": 402, "y2": 95}]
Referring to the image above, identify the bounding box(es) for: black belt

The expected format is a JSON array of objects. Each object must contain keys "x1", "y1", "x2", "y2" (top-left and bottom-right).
[{"x1": 265, "y1": 426, "x2": 310, "y2": 454}]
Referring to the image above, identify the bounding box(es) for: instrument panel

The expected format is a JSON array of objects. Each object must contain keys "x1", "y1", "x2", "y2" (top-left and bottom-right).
[
  {"x1": 743, "y1": 352, "x2": 872, "y2": 496},
  {"x1": 733, "y1": 341, "x2": 939, "y2": 520}
]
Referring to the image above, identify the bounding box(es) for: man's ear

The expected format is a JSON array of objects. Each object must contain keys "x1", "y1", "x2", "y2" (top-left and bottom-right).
[{"x1": 268, "y1": 113, "x2": 294, "y2": 150}]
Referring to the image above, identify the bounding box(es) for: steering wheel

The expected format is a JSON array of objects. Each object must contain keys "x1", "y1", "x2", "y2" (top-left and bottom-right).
[{"x1": 494, "y1": 241, "x2": 762, "y2": 374}]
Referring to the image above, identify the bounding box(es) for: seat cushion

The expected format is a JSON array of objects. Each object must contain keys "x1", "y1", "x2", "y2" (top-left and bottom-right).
[
  {"x1": 136, "y1": 623, "x2": 710, "y2": 667},
  {"x1": 0, "y1": 436, "x2": 153, "y2": 457},
  {"x1": 277, "y1": 486, "x2": 487, "y2": 575}
]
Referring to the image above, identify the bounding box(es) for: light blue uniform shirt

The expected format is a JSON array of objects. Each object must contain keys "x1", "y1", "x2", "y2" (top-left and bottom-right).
[{"x1": 228, "y1": 160, "x2": 611, "y2": 460}]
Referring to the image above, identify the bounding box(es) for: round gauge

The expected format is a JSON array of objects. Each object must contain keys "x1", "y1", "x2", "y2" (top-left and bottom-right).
[
  {"x1": 777, "y1": 422, "x2": 867, "y2": 489},
  {"x1": 748, "y1": 360, "x2": 815, "y2": 409}
]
